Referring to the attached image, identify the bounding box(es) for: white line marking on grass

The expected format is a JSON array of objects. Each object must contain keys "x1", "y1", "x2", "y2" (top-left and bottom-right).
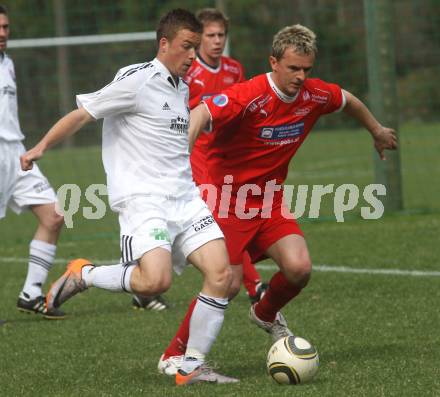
[
  {"x1": 257, "y1": 264, "x2": 440, "y2": 277},
  {"x1": 1, "y1": 257, "x2": 440, "y2": 277}
]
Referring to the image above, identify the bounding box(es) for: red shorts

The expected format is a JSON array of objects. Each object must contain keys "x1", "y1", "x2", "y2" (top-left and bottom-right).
[{"x1": 213, "y1": 197, "x2": 303, "y2": 265}]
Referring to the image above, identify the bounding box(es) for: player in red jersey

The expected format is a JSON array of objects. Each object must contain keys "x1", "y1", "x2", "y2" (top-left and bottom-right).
[
  {"x1": 190, "y1": 23, "x2": 397, "y2": 334},
  {"x1": 159, "y1": 23, "x2": 398, "y2": 375},
  {"x1": 185, "y1": 8, "x2": 244, "y2": 185},
  {"x1": 158, "y1": 8, "x2": 267, "y2": 375}
]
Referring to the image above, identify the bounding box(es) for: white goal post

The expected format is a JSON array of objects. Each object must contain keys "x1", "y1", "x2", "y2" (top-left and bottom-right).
[{"x1": 8, "y1": 31, "x2": 157, "y2": 49}]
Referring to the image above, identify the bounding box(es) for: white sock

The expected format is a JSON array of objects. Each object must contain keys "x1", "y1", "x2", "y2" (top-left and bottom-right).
[
  {"x1": 181, "y1": 293, "x2": 228, "y2": 373},
  {"x1": 82, "y1": 262, "x2": 135, "y2": 292},
  {"x1": 21, "y1": 240, "x2": 56, "y2": 300}
]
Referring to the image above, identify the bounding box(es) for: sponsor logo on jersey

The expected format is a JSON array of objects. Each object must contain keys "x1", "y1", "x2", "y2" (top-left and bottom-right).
[
  {"x1": 223, "y1": 76, "x2": 235, "y2": 85},
  {"x1": 294, "y1": 107, "x2": 311, "y2": 116},
  {"x1": 149, "y1": 228, "x2": 171, "y2": 242},
  {"x1": 259, "y1": 122, "x2": 305, "y2": 140},
  {"x1": 170, "y1": 116, "x2": 189, "y2": 134},
  {"x1": 303, "y1": 91, "x2": 311, "y2": 101},
  {"x1": 212, "y1": 94, "x2": 229, "y2": 107},
  {"x1": 223, "y1": 64, "x2": 240, "y2": 74},
  {"x1": 162, "y1": 102, "x2": 171, "y2": 111},
  {"x1": 261, "y1": 128, "x2": 274, "y2": 138},
  {"x1": 311, "y1": 93, "x2": 328, "y2": 104},
  {"x1": 264, "y1": 137, "x2": 301, "y2": 146},
  {"x1": 192, "y1": 215, "x2": 215, "y2": 232},
  {"x1": 33, "y1": 180, "x2": 51, "y2": 193}
]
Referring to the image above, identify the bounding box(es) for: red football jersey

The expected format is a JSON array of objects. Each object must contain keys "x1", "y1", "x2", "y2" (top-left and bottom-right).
[
  {"x1": 203, "y1": 73, "x2": 345, "y2": 203},
  {"x1": 185, "y1": 56, "x2": 244, "y2": 184}
]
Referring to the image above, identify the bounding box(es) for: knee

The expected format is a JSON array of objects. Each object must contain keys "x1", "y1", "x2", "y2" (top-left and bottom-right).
[
  {"x1": 282, "y1": 254, "x2": 312, "y2": 288},
  {"x1": 136, "y1": 273, "x2": 172, "y2": 296},
  {"x1": 218, "y1": 264, "x2": 233, "y2": 290},
  {"x1": 207, "y1": 262, "x2": 233, "y2": 291}
]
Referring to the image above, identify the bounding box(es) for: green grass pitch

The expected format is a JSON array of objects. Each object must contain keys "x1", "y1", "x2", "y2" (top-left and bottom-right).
[{"x1": 1, "y1": 123, "x2": 439, "y2": 396}]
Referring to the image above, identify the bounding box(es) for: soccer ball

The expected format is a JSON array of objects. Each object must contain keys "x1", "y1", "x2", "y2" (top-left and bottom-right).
[{"x1": 267, "y1": 336, "x2": 319, "y2": 385}]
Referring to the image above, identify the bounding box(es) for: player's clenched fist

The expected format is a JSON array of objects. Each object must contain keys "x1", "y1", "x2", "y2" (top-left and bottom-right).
[{"x1": 20, "y1": 145, "x2": 45, "y2": 171}]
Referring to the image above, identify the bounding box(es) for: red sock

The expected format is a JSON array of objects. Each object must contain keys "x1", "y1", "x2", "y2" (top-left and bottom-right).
[
  {"x1": 163, "y1": 298, "x2": 197, "y2": 359},
  {"x1": 254, "y1": 271, "x2": 302, "y2": 322},
  {"x1": 242, "y1": 251, "x2": 261, "y2": 296}
]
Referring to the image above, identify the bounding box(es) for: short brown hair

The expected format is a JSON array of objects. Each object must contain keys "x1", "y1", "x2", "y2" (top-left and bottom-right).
[
  {"x1": 0, "y1": 4, "x2": 8, "y2": 15},
  {"x1": 272, "y1": 24, "x2": 317, "y2": 60},
  {"x1": 156, "y1": 8, "x2": 202, "y2": 44},
  {"x1": 196, "y1": 8, "x2": 229, "y2": 34}
]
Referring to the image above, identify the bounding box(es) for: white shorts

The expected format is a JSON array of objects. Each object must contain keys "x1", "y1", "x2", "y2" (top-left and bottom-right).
[
  {"x1": 117, "y1": 195, "x2": 224, "y2": 274},
  {"x1": 0, "y1": 141, "x2": 57, "y2": 219}
]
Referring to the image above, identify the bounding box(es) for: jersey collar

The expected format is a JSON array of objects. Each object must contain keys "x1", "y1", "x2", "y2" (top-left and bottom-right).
[
  {"x1": 152, "y1": 57, "x2": 180, "y2": 88},
  {"x1": 196, "y1": 54, "x2": 222, "y2": 74},
  {"x1": 266, "y1": 72, "x2": 300, "y2": 103}
]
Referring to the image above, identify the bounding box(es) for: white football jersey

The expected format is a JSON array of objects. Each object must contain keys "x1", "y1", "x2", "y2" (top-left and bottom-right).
[
  {"x1": 76, "y1": 58, "x2": 199, "y2": 208},
  {"x1": 0, "y1": 53, "x2": 25, "y2": 142}
]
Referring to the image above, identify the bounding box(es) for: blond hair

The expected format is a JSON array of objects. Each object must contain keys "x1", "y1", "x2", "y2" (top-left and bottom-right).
[{"x1": 272, "y1": 24, "x2": 317, "y2": 60}]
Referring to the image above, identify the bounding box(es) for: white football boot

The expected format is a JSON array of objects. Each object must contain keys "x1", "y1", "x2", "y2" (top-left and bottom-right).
[
  {"x1": 157, "y1": 354, "x2": 183, "y2": 375},
  {"x1": 249, "y1": 303, "x2": 294, "y2": 342}
]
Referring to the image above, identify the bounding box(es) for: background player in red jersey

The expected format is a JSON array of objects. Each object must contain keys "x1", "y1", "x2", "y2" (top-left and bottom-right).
[
  {"x1": 159, "y1": 23, "x2": 397, "y2": 375},
  {"x1": 186, "y1": 9, "x2": 266, "y2": 305},
  {"x1": 158, "y1": 8, "x2": 268, "y2": 375}
]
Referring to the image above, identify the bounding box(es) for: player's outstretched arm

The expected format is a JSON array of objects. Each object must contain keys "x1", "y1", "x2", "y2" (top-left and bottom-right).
[
  {"x1": 20, "y1": 108, "x2": 94, "y2": 171},
  {"x1": 342, "y1": 89, "x2": 398, "y2": 160},
  {"x1": 188, "y1": 103, "x2": 212, "y2": 152}
]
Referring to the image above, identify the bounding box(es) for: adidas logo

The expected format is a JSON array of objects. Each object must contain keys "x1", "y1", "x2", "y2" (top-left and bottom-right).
[{"x1": 162, "y1": 102, "x2": 170, "y2": 111}]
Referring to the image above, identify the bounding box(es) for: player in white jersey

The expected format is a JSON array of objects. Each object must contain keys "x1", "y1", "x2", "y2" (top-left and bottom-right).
[
  {"x1": 21, "y1": 9, "x2": 238, "y2": 386},
  {"x1": 0, "y1": 5, "x2": 65, "y2": 319},
  {"x1": 111, "y1": 63, "x2": 170, "y2": 313}
]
